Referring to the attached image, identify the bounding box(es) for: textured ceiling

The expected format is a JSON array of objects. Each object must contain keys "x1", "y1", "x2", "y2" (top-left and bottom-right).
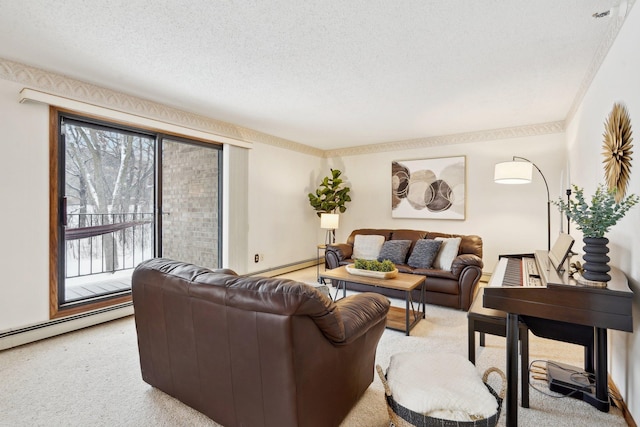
[{"x1": 0, "y1": 1, "x2": 632, "y2": 150}]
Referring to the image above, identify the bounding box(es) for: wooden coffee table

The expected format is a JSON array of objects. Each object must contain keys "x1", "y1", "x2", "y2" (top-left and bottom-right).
[{"x1": 319, "y1": 265, "x2": 425, "y2": 335}]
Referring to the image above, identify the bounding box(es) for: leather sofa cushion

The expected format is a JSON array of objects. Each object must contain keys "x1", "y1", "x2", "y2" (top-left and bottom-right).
[
  {"x1": 412, "y1": 268, "x2": 458, "y2": 281},
  {"x1": 347, "y1": 229, "x2": 392, "y2": 245},
  {"x1": 390, "y1": 229, "x2": 428, "y2": 253}
]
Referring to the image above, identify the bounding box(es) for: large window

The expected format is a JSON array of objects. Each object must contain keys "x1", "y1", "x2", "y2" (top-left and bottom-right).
[{"x1": 50, "y1": 108, "x2": 222, "y2": 317}]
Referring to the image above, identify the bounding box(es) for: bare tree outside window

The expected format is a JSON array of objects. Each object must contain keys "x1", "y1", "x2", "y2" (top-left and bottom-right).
[{"x1": 64, "y1": 121, "x2": 155, "y2": 277}]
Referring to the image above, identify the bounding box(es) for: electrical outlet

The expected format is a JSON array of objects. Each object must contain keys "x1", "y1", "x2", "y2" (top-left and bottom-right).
[
  {"x1": 259, "y1": 254, "x2": 264, "y2": 261},
  {"x1": 254, "y1": 254, "x2": 259, "y2": 263}
]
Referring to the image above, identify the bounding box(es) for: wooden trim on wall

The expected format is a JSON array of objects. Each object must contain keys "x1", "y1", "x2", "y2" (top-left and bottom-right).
[
  {"x1": 609, "y1": 377, "x2": 637, "y2": 427},
  {"x1": 51, "y1": 295, "x2": 133, "y2": 319},
  {"x1": 49, "y1": 106, "x2": 59, "y2": 318},
  {"x1": 48, "y1": 106, "x2": 134, "y2": 319}
]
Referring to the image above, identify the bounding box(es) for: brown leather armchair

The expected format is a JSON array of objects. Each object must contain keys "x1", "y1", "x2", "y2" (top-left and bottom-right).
[{"x1": 132, "y1": 258, "x2": 390, "y2": 427}]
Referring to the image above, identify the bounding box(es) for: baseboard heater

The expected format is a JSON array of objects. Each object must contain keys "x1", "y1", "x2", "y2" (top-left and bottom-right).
[
  {"x1": 0, "y1": 302, "x2": 134, "y2": 351},
  {"x1": 249, "y1": 258, "x2": 318, "y2": 278}
]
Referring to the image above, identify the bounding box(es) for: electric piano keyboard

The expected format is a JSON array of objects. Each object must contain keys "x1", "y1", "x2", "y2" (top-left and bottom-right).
[
  {"x1": 489, "y1": 255, "x2": 542, "y2": 287},
  {"x1": 483, "y1": 250, "x2": 633, "y2": 423},
  {"x1": 486, "y1": 250, "x2": 632, "y2": 331}
]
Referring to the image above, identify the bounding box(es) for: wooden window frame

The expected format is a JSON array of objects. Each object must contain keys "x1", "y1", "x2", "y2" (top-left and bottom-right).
[{"x1": 49, "y1": 106, "x2": 222, "y2": 319}]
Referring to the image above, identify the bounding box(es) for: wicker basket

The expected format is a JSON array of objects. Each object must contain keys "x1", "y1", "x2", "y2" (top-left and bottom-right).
[{"x1": 376, "y1": 365, "x2": 506, "y2": 427}]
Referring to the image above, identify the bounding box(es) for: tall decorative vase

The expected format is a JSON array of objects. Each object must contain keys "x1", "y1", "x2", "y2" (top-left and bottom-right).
[{"x1": 582, "y1": 237, "x2": 611, "y2": 282}]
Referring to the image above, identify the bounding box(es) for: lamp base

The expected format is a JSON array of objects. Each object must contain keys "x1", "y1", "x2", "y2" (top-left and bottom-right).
[{"x1": 324, "y1": 230, "x2": 335, "y2": 246}]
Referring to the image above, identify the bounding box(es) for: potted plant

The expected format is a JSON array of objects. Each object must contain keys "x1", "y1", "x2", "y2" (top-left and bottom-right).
[
  {"x1": 554, "y1": 183, "x2": 638, "y2": 282},
  {"x1": 308, "y1": 168, "x2": 352, "y2": 216}
]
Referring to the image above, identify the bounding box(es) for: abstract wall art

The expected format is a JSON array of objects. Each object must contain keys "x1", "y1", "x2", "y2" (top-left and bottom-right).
[{"x1": 391, "y1": 156, "x2": 466, "y2": 220}]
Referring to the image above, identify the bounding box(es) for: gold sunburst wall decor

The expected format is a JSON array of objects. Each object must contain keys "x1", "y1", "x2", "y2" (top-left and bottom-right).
[{"x1": 602, "y1": 103, "x2": 633, "y2": 202}]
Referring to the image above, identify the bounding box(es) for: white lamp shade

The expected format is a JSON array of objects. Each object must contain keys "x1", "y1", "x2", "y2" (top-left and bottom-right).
[
  {"x1": 320, "y1": 213, "x2": 339, "y2": 229},
  {"x1": 494, "y1": 161, "x2": 533, "y2": 184}
]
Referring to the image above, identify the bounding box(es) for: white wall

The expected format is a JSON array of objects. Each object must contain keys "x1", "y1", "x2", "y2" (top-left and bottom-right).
[
  {"x1": 0, "y1": 79, "x2": 50, "y2": 330},
  {"x1": 565, "y1": 4, "x2": 640, "y2": 418},
  {"x1": 327, "y1": 134, "x2": 566, "y2": 273},
  {"x1": 245, "y1": 142, "x2": 324, "y2": 273}
]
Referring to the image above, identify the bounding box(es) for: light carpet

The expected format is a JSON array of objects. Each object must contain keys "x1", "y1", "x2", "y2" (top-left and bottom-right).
[{"x1": 0, "y1": 269, "x2": 628, "y2": 427}]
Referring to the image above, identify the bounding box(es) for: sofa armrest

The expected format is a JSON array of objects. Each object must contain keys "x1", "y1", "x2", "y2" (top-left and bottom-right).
[
  {"x1": 325, "y1": 243, "x2": 353, "y2": 269},
  {"x1": 332, "y1": 293, "x2": 390, "y2": 345},
  {"x1": 450, "y1": 254, "x2": 484, "y2": 277},
  {"x1": 450, "y1": 254, "x2": 484, "y2": 310}
]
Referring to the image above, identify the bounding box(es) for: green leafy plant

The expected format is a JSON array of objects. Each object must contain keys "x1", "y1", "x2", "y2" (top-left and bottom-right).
[
  {"x1": 308, "y1": 169, "x2": 351, "y2": 216},
  {"x1": 553, "y1": 183, "x2": 639, "y2": 238},
  {"x1": 353, "y1": 259, "x2": 396, "y2": 272}
]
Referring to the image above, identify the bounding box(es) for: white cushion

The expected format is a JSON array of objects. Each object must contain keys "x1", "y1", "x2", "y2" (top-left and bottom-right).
[
  {"x1": 352, "y1": 234, "x2": 386, "y2": 260},
  {"x1": 386, "y1": 352, "x2": 498, "y2": 422},
  {"x1": 433, "y1": 237, "x2": 462, "y2": 271}
]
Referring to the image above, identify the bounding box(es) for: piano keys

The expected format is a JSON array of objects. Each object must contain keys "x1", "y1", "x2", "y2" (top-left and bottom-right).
[{"x1": 486, "y1": 251, "x2": 632, "y2": 331}]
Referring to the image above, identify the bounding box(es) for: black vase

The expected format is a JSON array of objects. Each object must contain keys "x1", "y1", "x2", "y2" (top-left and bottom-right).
[{"x1": 582, "y1": 237, "x2": 611, "y2": 282}]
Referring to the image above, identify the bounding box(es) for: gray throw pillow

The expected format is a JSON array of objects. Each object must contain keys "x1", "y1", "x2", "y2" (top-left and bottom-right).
[
  {"x1": 377, "y1": 240, "x2": 412, "y2": 264},
  {"x1": 407, "y1": 239, "x2": 443, "y2": 269}
]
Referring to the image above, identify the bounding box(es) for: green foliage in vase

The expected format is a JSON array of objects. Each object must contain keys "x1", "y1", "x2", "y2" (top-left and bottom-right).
[
  {"x1": 553, "y1": 183, "x2": 639, "y2": 238},
  {"x1": 353, "y1": 259, "x2": 396, "y2": 272},
  {"x1": 308, "y1": 169, "x2": 351, "y2": 216}
]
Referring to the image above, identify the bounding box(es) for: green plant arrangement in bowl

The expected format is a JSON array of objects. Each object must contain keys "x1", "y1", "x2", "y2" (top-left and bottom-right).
[
  {"x1": 553, "y1": 183, "x2": 639, "y2": 283},
  {"x1": 346, "y1": 259, "x2": 398, "y2": 279},
  {"x1": 354, "y1": 259, "x2": 396, "y2": 272}
]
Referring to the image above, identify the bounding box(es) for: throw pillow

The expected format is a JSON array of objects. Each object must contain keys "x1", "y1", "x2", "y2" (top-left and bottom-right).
[
  {"x1": 352, "y1": 234, "x2": 386, "y2": 260},
  {"x1": 377, "y1": 240, "x2": 412, "y2": 264},
  {"x1": 407, "y1": 239, "x2": 442, "y2": 269},
  {"x1": 432, "y1": 237, "x2": 462, "y2": 271}
]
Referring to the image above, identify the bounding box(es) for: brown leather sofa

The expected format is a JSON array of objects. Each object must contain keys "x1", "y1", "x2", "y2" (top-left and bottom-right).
[
  {"x1": 325, "y1": 229, "x2": 483, "y2": 310},
  {"x1": 131, "y1": 258, "x2": 390, "y2": 427}
]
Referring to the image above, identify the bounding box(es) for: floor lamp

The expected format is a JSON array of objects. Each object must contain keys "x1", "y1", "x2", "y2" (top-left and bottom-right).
[
  {"x1": 494, "y1": 156, "x2": 551, "y2": 251},
  {"x1": 320, "y1": 213, "x2": 339, "y2": 246}
]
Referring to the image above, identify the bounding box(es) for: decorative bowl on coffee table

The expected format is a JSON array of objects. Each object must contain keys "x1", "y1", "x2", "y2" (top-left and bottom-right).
[{"x1": 346, "y1": 265, "x2": 398, "y2": 279}]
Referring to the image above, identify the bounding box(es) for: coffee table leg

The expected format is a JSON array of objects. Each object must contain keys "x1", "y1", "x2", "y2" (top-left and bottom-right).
[
  {"x1": 405, "y1": 292, "x2": 410, "y2": 336},
  {"x1": 332, "y1": 280, "x2": 347, "y2": 300},
  {"x1": 421, "y1": 281, "x2": 425, "y2": 318}
]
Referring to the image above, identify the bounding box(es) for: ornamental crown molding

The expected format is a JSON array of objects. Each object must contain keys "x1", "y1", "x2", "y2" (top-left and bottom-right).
[
  {"x1": 323, "y1": 121, "x2": 566, "y2": 158},
  {"x1": 1, "y1": 58, "x2": 565, "y2": 159},
  {"x1": 0, "y1": 58, "x2": 322, "y2": 156}
]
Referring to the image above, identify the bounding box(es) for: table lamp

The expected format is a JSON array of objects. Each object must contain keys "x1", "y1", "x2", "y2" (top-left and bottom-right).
[{"x1": 320, "y1": 213, "x2": 339, "y2": 246}]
